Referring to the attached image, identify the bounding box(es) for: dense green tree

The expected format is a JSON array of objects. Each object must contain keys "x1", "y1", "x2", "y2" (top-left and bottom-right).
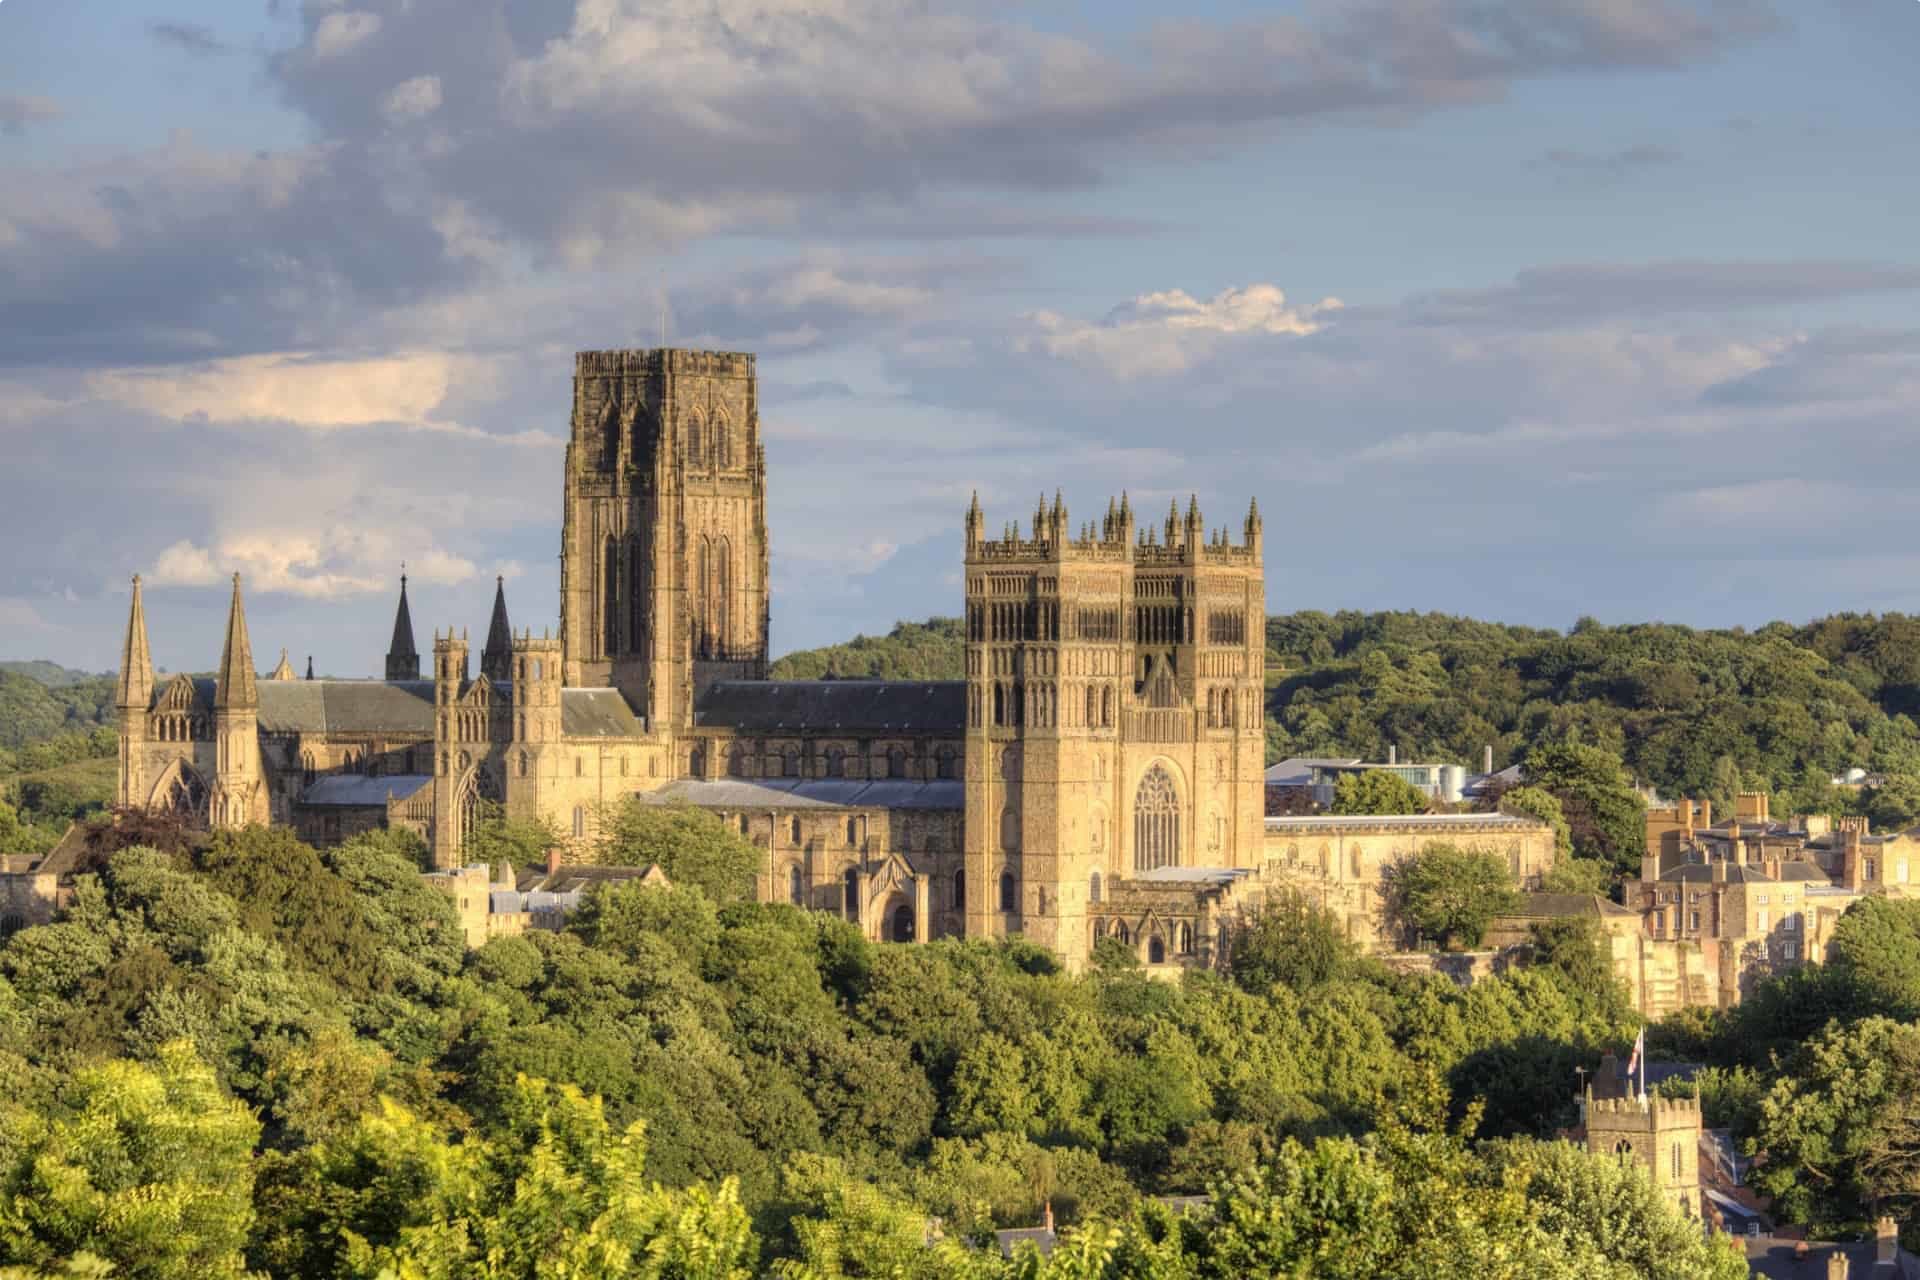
[
  {"x1": 1825, "y1": 894, "x2": 1920, "y2": 1021},
  {"x1": 1328, "y1": 769, "x2": 1429, "y2": 816},
  {"x1": 1864, "y1": 773, "x2": 1920, "y2": 832},
  {"x1": 1384, "y1": 843, "x2": 1523, "y2": 950},
  {"x1": 1227, "y1": 894, "x2": 1365, "y2": 994},
  {"x1": 1519, "y1": 743, "x2": 1646, "y2": 872},
  {"x1": 0, "y1": 1040, "x2": 260, "y2": 1278},
  {"x1": 595, "y1": 800, "x2": 761, "y2": 901},
  {"x1": 461, "y1": 800, "x2": 564, "y2": 874}
]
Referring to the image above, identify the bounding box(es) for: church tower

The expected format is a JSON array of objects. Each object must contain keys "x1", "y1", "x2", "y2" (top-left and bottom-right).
[
  {"x1": 385, "y1": 575, "x2": 420, "y2": 680},
  {"x1": 210, "y1": 574, "x2": 266, "y2": 828},
  {"x1": 964, "y1": 490, "x2": 1266, "y2": 969},
  {"x1": 559, "y1": 349, "x2": 770, "y2": 729},
  {"x1": 115, "y1": 575, "x2": 154, "y2": 810}
]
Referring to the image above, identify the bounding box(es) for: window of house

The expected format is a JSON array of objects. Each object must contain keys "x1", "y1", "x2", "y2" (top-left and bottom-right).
[
  {"x1": 846, "y1": 817, "x2": 859, "y2": 846},
  {"x1": 1868, "y1": 858, "x2": 1878, "y2": 880},
  {"x1": 1689, "y1": 910, "x2": 1701, "y2": 931},
  {"x1": 1783, "y1": 941, "x2": 1798, "y2": 960},
  {"x1": 1901, "y1": 861, "x2": 1911, "y2": 884},
  {"x1": 572, "y1": 806, "x2": 585, "y2": 839},
  {"x1": 1785, "y1": 911, "x2": 1799, "y2": 932},
  {"x1": 1756, "y1": 909, "x2": 1770, "y2": 932},
  {"x1": 1755, "y1": 894, "x2": 1768, "y2": 905}
]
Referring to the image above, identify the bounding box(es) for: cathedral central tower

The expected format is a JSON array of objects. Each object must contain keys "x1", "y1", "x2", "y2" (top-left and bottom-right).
[{"x1": 559, "y1": 349, "x2": 770, "y2": 727}]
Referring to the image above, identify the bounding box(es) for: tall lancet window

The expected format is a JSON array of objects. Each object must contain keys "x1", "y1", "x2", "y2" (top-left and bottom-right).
[
  {"x1": 685, "y1": 411, "x2": 704, "y2": 468},
  {"x1": 715, "y1": 536, "x2": 733, "y2": 653},
  {"x1": 603, "y1": 536, "x2": 620, "y2": 657},
  {"x1": 696, "y1": 537, "x2": 712, "y2": 657},
  {"x1": 1133, "y1": 764, "x2": 1180, "y2": 872},
  {"x1": 714, "y1": 413, "x2": 732, "y2": 469},
  {"x1": 626, "y1": 534, "x2": 645, "y2": 657}
]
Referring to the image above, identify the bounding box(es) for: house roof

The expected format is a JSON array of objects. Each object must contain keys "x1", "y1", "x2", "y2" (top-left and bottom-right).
[
  {"x1": 694, "y1": 679, "x2": 966, "y2": 733},
  {"x1": 1263, "y1": 756, "x2": 1359, "y2": 785},
  {"x1": 635, "y1": 777, "x2": 965, "y2": 811},
  {"x1": 1659, "y1": 861, "x2": 1776, "y2": 885},
  {"x1": 297, "y1": 773, "x2": 433, "y2": 807}
]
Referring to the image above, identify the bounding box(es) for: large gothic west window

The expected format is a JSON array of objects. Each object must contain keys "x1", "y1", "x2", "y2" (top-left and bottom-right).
[{"x1": 1133, "y1": 764, "x2": 1180, "y2": 872}]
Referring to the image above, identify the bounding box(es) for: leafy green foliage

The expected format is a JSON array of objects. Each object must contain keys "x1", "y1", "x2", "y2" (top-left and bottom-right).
[
  {"x1": 1328, "y1": 769, "x2": 1429, "y2": 815},
  {"x1": 1519, "y1": 743, "x2": 1647, "y2": 872},
  {"x1": 594, "y1": 799, "x2": 762, "y2": 902},
  {"x1": 0, "y1": 1040, "x2": 260, "y2": 1279},
  {"x1": 1384, "y1": 843, "x2": 1523, "y2": 950},
  {"x1": 1227, "y1": 894, "x2": 1367, "y2": 994}
]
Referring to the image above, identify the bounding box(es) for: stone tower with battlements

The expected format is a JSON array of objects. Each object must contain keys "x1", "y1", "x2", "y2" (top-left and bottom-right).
[
  {"x1": 559, "y1": 349, "x2": 770, "y2": 729},
  {"x1": 1584, "y1": 1089, "x2": 1704, "y2": 1223},
  {"x1": 962, "y1": 490, "x2": 1266, "y2": 965}
]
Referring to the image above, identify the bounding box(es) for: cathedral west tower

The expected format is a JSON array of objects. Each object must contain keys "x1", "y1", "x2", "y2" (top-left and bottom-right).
[{"x1": 560, "y1": 349, "x2": 770, "y2": 730}]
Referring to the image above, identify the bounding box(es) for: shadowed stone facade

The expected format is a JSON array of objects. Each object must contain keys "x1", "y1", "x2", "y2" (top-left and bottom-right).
[{"x1": 113, "y1": 346, "x2": 1552, "y2": 969}]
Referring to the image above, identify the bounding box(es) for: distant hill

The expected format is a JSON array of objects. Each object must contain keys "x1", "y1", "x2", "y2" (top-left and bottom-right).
[
  {"x1": 770, "y1": 618, "x2": 965, "y2": 681},
  {"x1": 771, "y1": 609, "x2": 1920, "y2": 812},
  {"x1": 0, "y1": 668, "x2": 118, "y2": 749},
  {"x1": 0, "y1": 660, "x2": 110, "y2": 687}
]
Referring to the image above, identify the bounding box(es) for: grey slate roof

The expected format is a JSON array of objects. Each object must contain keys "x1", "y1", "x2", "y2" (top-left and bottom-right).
[
  {"x1": 561, "y1": 688, "x2": 646, "y2": 738},
  {"x1": 256, "y1": 680, "x2": 437, "y2": 734},
  {"x1": 1264, "y1": 812, "x2": 1542, "y2": 832},
  {"x1": 1128, "y1": 866, "x2": 1254, "y2": 886},
  {"x1": 1514, "y1": 892, "x2": 1638, "y2": 919},
  {"x1": 637, "y1": 778, "x2": 965, "y2": 811},
  {"x1": 695, "y1": 680, "x2": 966, "y2": 733},
  {"x1": 1660, "y1": 861, "x2": 1775, "y2": 884},
  {"x1": 298, "y1": 774, "x2": 433, "y2": 807},
  {"x1": 1263, "y1": 756, "x2": 1359, "y2": 785}
]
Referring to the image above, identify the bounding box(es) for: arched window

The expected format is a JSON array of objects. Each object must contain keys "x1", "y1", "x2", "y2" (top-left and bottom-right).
[
  {"x1": 1101, "y1": 687, "x2": 1113, "y2": 726},
  {"x1": 1115, "y1": 922, "x2": 1130, "y2": 946},
  {"x1": 844, "y1": 868, "x2": 860, "y2": 922},
  {"x1": 783, "y1": 746, "x2": 801, "y2": 778},
  {"x1": 1089, "y1": 872, "x2": 1102, "y2": 904},
  {"x1": 891, "y1": 903, "x2": 915, "y2": 943},
  {"x1": 727, "y1": 745, "x2": 748, "y2": 777},
  {"x1": 713, "y1": 413, "x2": 732, "y2": 469},
  {"x1": 517, "y1": 751, "x2": 528, "y2": 778},
  {"x1": 992, "y1": 684, "x2": 1006, "y2": 726},
  {"x1": 953, "y1": 869, "x2": 966, "y2": 911},
  {"x1": 575, "y1": 756, "x2": 584, "y2": 778},
  {"x1": 887, "y1": 746, "x2": 907, "y2": 779},
  {"x1": 620, "y1": 754, "x2": 629, "y2": 778},
  {"x1": 1134, "y1": 764, "x2": 1180, "y2": 871},
  {"x1": 789, "y1": 865, "x2": 804, "y2": 906},
  {"x1": 791, "y1": 816, "x2": 802, "y2": 844},
  {"x1": 1148, "y1": 936, "x2": 1166, "y2": 964},
  {"x1": 846, "y1": 816, "x2": 859, "y2": 846},
  {"x1": 696, "y1": 536, "x2": 712, "y2": 657},
  {"x1": 738, "y1": 813, "x2": 749, "y2": 835},
  {"x1": 937, "y1": 747, "x2": 957, "y2": 780},
  {"x1": 999, "y1": 808, "x2": 1020, "y2": 853},
  {"x1": 600, "y1": 398, "x2": 620, "y2": 467},
  {"x1": 572, "y1": 806, "x2": 585, "y2": 839},
  {"x1": 999, "y1": 871, "x2": 1017, "y2": 912},
  {"x1": 826, "y1": 747, "x2": 846, "y2": 778}
]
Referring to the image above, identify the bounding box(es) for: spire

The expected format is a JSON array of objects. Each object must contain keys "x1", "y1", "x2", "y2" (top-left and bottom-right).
[
  {"x1": 965, "y1": 490, "x2": 984, "y2": 550},
  {"x1": 305, "y1": 655, "x2": 314, "y2": 680},
  {"x1": 1187, "y1": 493, "x2": 1201, "y2": 526},
  {"x1": 269, "y1": 648, "x2": 296, "y2": 681},
  {"x1": 481, "y1": 576, "x2": 512, "y2": 681},
  {"x1": 386, "y1": 573, "x2": 421, "y2": 680},
  {"x1": 214, "y1": 573, "x2": 257, "y2": 710},
  {"x1": 116, "y1": 574, "x2": 153, "y2": 710}
]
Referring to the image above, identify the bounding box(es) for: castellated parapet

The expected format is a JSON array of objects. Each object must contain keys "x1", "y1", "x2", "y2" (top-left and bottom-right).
[{"x1": 1584, "y1": 1089, "x2": 1703, "y2": 1223}]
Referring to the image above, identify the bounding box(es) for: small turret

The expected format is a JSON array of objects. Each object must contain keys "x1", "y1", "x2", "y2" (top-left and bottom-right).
[
  {"x1": 1244, "y1": 496, "x2": 1263, "y2": 554},
  {"x1": 965, "y1": 491, "x2": 984, "y2": 551},
  {"x1": 1165, "y1": 498, "x2": 1179, "y2": 548},
  {"x1": 269, "y1": 649, "x2": 296, "y2": 681},
  {"x1": 386, "y1": 574, "x2": 420, "y2": 680},
  {"x1": 480, "y1": 576, "x2": 512, "y2": 682}
]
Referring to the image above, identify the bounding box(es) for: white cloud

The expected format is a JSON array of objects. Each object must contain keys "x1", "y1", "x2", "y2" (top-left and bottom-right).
[
  {"x1": 148, "y1": 530, "x2": 479, "y2": 600},
  {"x1": 1019, "y1": 283, "x2": 1342, "y2": 377},
  {"x1": 0, "y1": 598, "x2": 51, "y2": 631},
  {"x1": 313, "y1": 11, "x2": 383, "y2": 58},
  {"x1": 381, "y1": 75, "x2": 443, "y2": 122},
  {"x1": 87, "y1": 351, "x2": 462, "y2": 428}
]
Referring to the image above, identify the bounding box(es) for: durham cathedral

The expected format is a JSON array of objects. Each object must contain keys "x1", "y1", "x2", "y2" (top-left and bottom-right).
[{"x1": 112, "y1": 348, "x2": 1552, "y2": 968}]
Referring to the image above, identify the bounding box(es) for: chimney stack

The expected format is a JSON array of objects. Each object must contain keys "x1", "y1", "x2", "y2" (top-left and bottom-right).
[
  {"x1": 1483, "y1": 744, "x2": 1493, "y2": 774},
  {"x1": 546, "y1": 846, "x2": 562, "y2": 875},
  {"x1": 1388, "y1": 744, "x2": 1398, "y2": 765}
]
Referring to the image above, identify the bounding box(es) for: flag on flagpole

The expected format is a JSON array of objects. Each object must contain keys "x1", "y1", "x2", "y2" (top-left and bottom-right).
[{"x1": 1625, "y1": 1028, "x2": 1646, "y2": 1098}]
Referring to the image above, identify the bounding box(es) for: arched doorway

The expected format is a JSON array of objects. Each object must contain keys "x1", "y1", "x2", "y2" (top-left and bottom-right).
[
  {"x1": 1148, "y1": 936, "x2": 1166, "y2": 964},
  {"x1": 890, "y1": 901, "x2": 915, "y2": 943}
]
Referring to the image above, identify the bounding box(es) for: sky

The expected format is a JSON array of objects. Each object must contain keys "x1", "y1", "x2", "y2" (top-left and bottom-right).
[{"x1": 2, "y1": 0, "x2": 1918, "y2": 677}]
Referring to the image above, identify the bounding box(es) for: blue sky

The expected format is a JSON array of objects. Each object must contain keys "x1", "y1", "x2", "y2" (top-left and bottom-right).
[{"x1": 2, "y1": 0, "x2": 1918, "y2": 676}]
